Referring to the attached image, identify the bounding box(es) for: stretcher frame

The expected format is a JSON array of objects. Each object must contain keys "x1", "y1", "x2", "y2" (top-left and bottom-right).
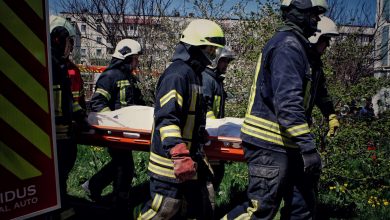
[{"x1": 77, "y1": 125, "x2": 245, "y2": 162}]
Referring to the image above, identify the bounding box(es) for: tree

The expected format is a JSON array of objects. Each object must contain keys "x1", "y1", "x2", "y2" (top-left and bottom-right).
[{"x1": 325, "y1": 0, "x2": 390, "y2": 88}]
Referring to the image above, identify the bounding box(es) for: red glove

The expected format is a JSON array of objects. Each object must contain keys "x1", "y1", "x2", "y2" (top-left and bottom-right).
[{"x1": 170, "y1": 143, "x2": 196, "y2": 181}]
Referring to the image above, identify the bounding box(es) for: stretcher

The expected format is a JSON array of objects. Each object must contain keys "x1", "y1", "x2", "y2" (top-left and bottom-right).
[{"x1": 76, "y1": 106, "x2": 245, "y2": 161}]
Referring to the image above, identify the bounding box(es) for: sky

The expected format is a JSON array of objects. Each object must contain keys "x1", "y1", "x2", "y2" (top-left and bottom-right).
[{"x1": 48, "y1": 0, "x2": 377, "y2": 26}]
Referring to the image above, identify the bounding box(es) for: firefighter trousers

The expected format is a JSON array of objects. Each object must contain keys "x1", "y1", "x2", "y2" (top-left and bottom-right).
[
  {"x1": 88, "y1": 148, "x2": 134, "y2": 205},
  {"x1": 223, "y1": 142, "x2": 319, "y2": 220},
  {"x1": 135, "y1": 177, "x2": 213, "y2": 220}
]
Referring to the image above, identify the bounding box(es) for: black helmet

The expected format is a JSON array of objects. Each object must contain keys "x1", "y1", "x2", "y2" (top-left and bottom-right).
[
  {"x1": 281, "y1": 0, "x2": 328, "y2": 14},
  {"x1": 281, "y1": 0, "x2": 328, "y2": 37}
]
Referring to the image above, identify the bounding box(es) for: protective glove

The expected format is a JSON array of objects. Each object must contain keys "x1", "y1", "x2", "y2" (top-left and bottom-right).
[
  {"x1": 302, "y1": 150, "x2": 322, "y2": 175},
  {"x1": 170, "y1": 143, "x2": 197, "y2": 182},
  {"x1": 327, "y1": 114, "x2": 340, "y2": 137}
]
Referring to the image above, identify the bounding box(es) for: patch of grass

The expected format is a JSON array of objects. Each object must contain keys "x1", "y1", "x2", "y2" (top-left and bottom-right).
[{"x1": 67, "y1": 146, "x2": 150, "y2": 200}]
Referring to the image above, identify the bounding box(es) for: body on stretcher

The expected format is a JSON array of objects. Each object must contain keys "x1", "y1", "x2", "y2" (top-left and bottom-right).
[{"x1": 76, "y1": 106, "x2": 245, "y2": 162}]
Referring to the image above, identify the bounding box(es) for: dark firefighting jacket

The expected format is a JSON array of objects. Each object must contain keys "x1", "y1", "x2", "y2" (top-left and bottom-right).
[
  {"x1": 202, "y1": 68, "x2": 226, "y2": 119},
  {"x1": 90, "y1": 58, "x2": 145, "y2": 112},
  {"x1": 148, "y1": 43, "x2": 209, "y2": 183},
  {"x1": 52, "y1": 48, "x2": 75, "y2": 140},
  {"x1": 241, "y1": 26, "x2": 318, "y2": 153}
]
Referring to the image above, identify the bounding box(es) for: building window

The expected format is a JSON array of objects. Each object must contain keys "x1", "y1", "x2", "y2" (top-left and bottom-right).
[
  {"x1": 81, "y1": 48, "x2": 86, "y2": 57},
  {"x1": 97, "y1": 37, "x2": 102, "y2": 44},
  {"x1": 96, "y1": 49, "x2": 102, "y2": 57},
  {"x1": 81, "y1": 24, "x2": 86, "y2": 32}
]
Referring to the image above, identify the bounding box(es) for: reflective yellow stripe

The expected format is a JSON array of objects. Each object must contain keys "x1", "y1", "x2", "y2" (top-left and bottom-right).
[
  {"x1": 148, "y1": 162, "x2": 176, "y2": 178},
  {"x1": 117, "y1": 80, "x2": 130, "y2": 107},
  {"x1": 241, "y1": 123, "x2": 298, "y2": 148},
  {"x1": 245, "y1": 114, "x2": 281, "y2": 134},
  {"x1": 232, "y1": 200, "x2": 258, "y2": 220},
  {"x1": 247, "y1": 54, "x2": 263, "y2": 115},
  {"x1": 160, "y1": 90, "x2": 183, "y2": 107},
  {"x1": 141, "y1": 193, "x2": 163, "y2": 220},
  {"x1": 56, "y1": 125, "x2": 70, "y2": 133},
  {"x1": 286, "y1": 123, "x2": 310, "y2": 137},
  {"x1": 183, "y1": 114, "x2": 195, "y2": 142},
  {"x1": 236, "y1": 213, "x2": 250, "y2": 220},
  {"x1": 152, "y1": 194, "x2": 163, "y2": 212},
  {"x1": 190, "y1": 85, "x2": 199, "y2": 112},
  {"x1": 73, "y1": 105, "x2": 82, "y2": 112},
  {"x1": 73, "y1": 102, "x2": 82, "y2": 112},
  {"x1": 160, "y1": 125, "x2": 182, "y2": 141},
  {"x1": 303, "y1": 80, "x2": 311, "y2": 111},
  {"x1": 182, "y1": 85, "x2": 198, "y2": 145},
  {"x1": 99, "y1": 107, "x2": 111, "y2": 112},
  {"x1": 212, "y1": 95, "x2": 221, "y2": 116},
  {"x1": 207, "y1": 111, "x2": 216, "y2": 119},
  {"x1": 72, "y1": 91, "x2": 80, "y2": 99},
  {"x1": 150, "y1": 152, "x2": 173, "y2": 168},
  {"x1": 117, "y1": 80, "x2": 130, "y2": 87},
  {"x1": 0, "y1": 141, "x2": 42, "y2": 180},
  {"x1": 54, "y1": 89, "x2": 62, "y2": 116},
  {"x1": 96, "y1": 88, "x2": 111, "y2": 100}
]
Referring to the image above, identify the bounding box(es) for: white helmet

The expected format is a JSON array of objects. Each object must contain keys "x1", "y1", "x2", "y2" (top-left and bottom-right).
[
  {"x1": 112, "y1": 39, "x2": 142, "y2": 60},
  {"x1": 50, "y1": 16, "x2": 76, "y2": 38},
  {"x1": 309, "y1": 16, "x2": 339, "y2": 44}
]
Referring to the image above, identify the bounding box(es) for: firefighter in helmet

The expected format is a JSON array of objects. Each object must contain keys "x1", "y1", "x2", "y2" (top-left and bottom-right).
[
  {"x1": 286, "y1": 15, "x2": 340, "y2": 220},
  {"x1": 202, "y1": 46, "x2": 236, "y2": 211},
  {"x1": 307, "y1": 15, "x2": 340, "y2": 137},
  {"x1": 50, "y1": 15, "x2": 88, "y2": 216},
  {"x1": 135, "y1": 19, "x2": 225, "y2": 219},
  {"x1": 223, "y1": 0, "x2": 328, "y2": 219},
  {"x1": 83, "y1": 39, "x2": 145, "y2": 215}
]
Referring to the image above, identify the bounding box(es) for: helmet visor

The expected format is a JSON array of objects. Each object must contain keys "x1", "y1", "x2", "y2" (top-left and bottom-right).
[{"x1": 206, "y1": 37, "x2": 226, "y2": 47}]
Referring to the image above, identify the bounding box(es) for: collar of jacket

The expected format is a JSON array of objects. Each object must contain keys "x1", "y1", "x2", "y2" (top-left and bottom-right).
[
  {"x1": 277, "y1": 21, "x2": 311, "y2": 46},
  {"x1": 205, "y1": 67, "x2": 225, "y2": 81},
  {"x1": 171, "y1": 43, "x2": 210, "y2": 74},
  {"x1": 104, "y1": 58, "x2": 134, "y2": 77}
]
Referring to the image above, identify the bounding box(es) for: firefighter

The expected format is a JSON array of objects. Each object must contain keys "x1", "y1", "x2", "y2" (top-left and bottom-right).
[
  {"x1": 307, "y1": 16, "x2": 340, "y2": 137},
  {"x1": 286, "y1": 15, "x2": 340, "y2": 220},
  {"x1": 202, "y1": 46, "x2": 236, "y2": 209},
  {"x1": 134, "y1": 19, "x2": 226, "y2": 219},
  {"x1": 203, "y1": 46, "x2": 235, "y2": 120},
  {"x1": 50, "y1": 16, "x2": 88, "y2": 216},
  {"x1": 82, "y1": 39, "x2": 145, "y2": 213},
  {"x1": 223, "y1": 0, "x2": 328, "y2": 219}
]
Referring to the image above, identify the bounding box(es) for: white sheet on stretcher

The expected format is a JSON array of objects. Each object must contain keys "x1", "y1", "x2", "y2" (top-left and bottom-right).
[{"x1": 87, "y1": 106, "x2": 243, "y2": 138}]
